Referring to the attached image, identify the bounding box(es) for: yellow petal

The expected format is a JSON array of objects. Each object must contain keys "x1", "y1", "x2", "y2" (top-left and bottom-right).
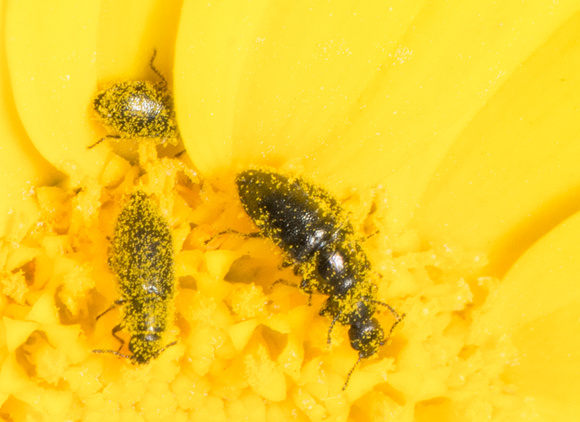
[
  {"x1": 415, "y1": 10, "x2": 580, "y2": 273},
  {"x1": 176, "y1": 0, "x2": 580, "y2": 200},
  {"x1": 321, "y1": 1, "x2": 580, "y2": 187},
  {"x1": 0, "y1": 3, "x2": 62, "y2": 239},
  {"x1": 5, "y1": 0, "x2": 106, "y2": 180},
  {"x1": 176, "y1": 0, "x2": 424, "y2": 175},
  {"x1": 3, "y1": 0, "x2": 580, "y2": 419},
  {"x1": 175, "y1": 0, "x2": 270, "y2": 174},
  {"x1": 96, "y1": 0, "x2": 182, "y2": 82},
  {"x1": 3, "y1": 318, "x2": 38, "y2": 353},
  {"x1": 472, "y1": 210, "x2": 580, "y2": 418},
  {"x1": 0, "y1": 106, "x2": 58, "y2": 240}
]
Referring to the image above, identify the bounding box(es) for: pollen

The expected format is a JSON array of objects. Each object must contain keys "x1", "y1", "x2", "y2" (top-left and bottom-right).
[{"x1": 0, "y1": 143, "x2": 505, "y2": 420}]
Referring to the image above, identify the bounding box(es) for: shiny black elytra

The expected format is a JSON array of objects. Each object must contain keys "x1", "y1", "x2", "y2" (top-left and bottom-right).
[
  {"x1": 88, "y1": 50, "x2": 179, "y2": 149},
  {"x1": 235, "y1": 169, "x2": 404, "y2": 389},
  {"x1": 93, "y1": 191, "x2": 176, "y2": 364}
]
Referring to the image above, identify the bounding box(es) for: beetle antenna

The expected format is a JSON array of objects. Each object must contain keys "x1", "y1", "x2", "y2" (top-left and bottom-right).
[
  {"x1": 159, "y1": 341, "x2": 178, "y2": 354},
  {"x1": 372, "y1": 300, "x2": 405, "y2": 340},
  {"x1": 88, "y1": 134, "x2": 121, "y2": 150},
  {"x1": 372, "y1": 300, "x2": 404, "y2": 321},
  {"x1": 149, "y1": 48, "x2": 167, "y2": 86},
  {"x1": 343, "y1": 354, "x2": 363, "y2": 390}
]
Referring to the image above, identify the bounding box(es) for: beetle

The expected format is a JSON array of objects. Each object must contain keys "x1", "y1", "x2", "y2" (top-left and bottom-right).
[
  {"x1": 88, "y1": 50, "x2": 179, "y2": 149},
  {"x1": 93, "y1": 190, "x2": 176, "y2": 364},
  {"x1": 235, "y1": 169, "x2": 404, "y2": 389}
]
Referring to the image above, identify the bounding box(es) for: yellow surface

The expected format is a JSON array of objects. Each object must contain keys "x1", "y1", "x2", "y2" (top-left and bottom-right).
[
  {"x1": 5, "y1": 0, "x2": 106, "y2": 180},
  {"x1": 415, "y1": 11, "x2": 580, "y2": 276},
  {"x1": 0, "y1": 5, "x2": 63, "y2": 240},
  {"x1": 2, "y1": 0, "x2": 580, "y2": 420}
]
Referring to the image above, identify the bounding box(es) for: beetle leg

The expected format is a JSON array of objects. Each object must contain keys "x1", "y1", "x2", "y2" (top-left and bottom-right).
[
  {"x1": 111, "y1": 323, "x2": 125, "y2": 352},
  {"x1": 327, "y1": 312, "x2": 342, "y2": 347},
  {"x1": 92, "y1": 348, "x2": 133, "y2": 361},
  {"x1": 96, "y1": 299, "x2": 125, "y2": 321}
]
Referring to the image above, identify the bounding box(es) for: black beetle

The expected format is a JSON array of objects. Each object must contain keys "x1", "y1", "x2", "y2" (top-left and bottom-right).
[{"x1": 235, "y1": 169, "x2": 404, "y2": 389}]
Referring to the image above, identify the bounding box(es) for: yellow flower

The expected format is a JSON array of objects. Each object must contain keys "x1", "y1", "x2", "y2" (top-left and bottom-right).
[{"x1": 2, "y1": 0, "x2": 580, "y2": 420}]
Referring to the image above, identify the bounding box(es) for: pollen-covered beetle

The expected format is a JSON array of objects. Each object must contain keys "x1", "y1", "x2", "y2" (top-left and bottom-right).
[
  {"x1": 88, "y1": 50, "x2": 179, "y2": 149},
  {"x1": 235, "y1": 169, "x2": 404, "y2": 389},
  {"x1": 93, "y1": 190, "x2": 176, "y2": 364}
]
